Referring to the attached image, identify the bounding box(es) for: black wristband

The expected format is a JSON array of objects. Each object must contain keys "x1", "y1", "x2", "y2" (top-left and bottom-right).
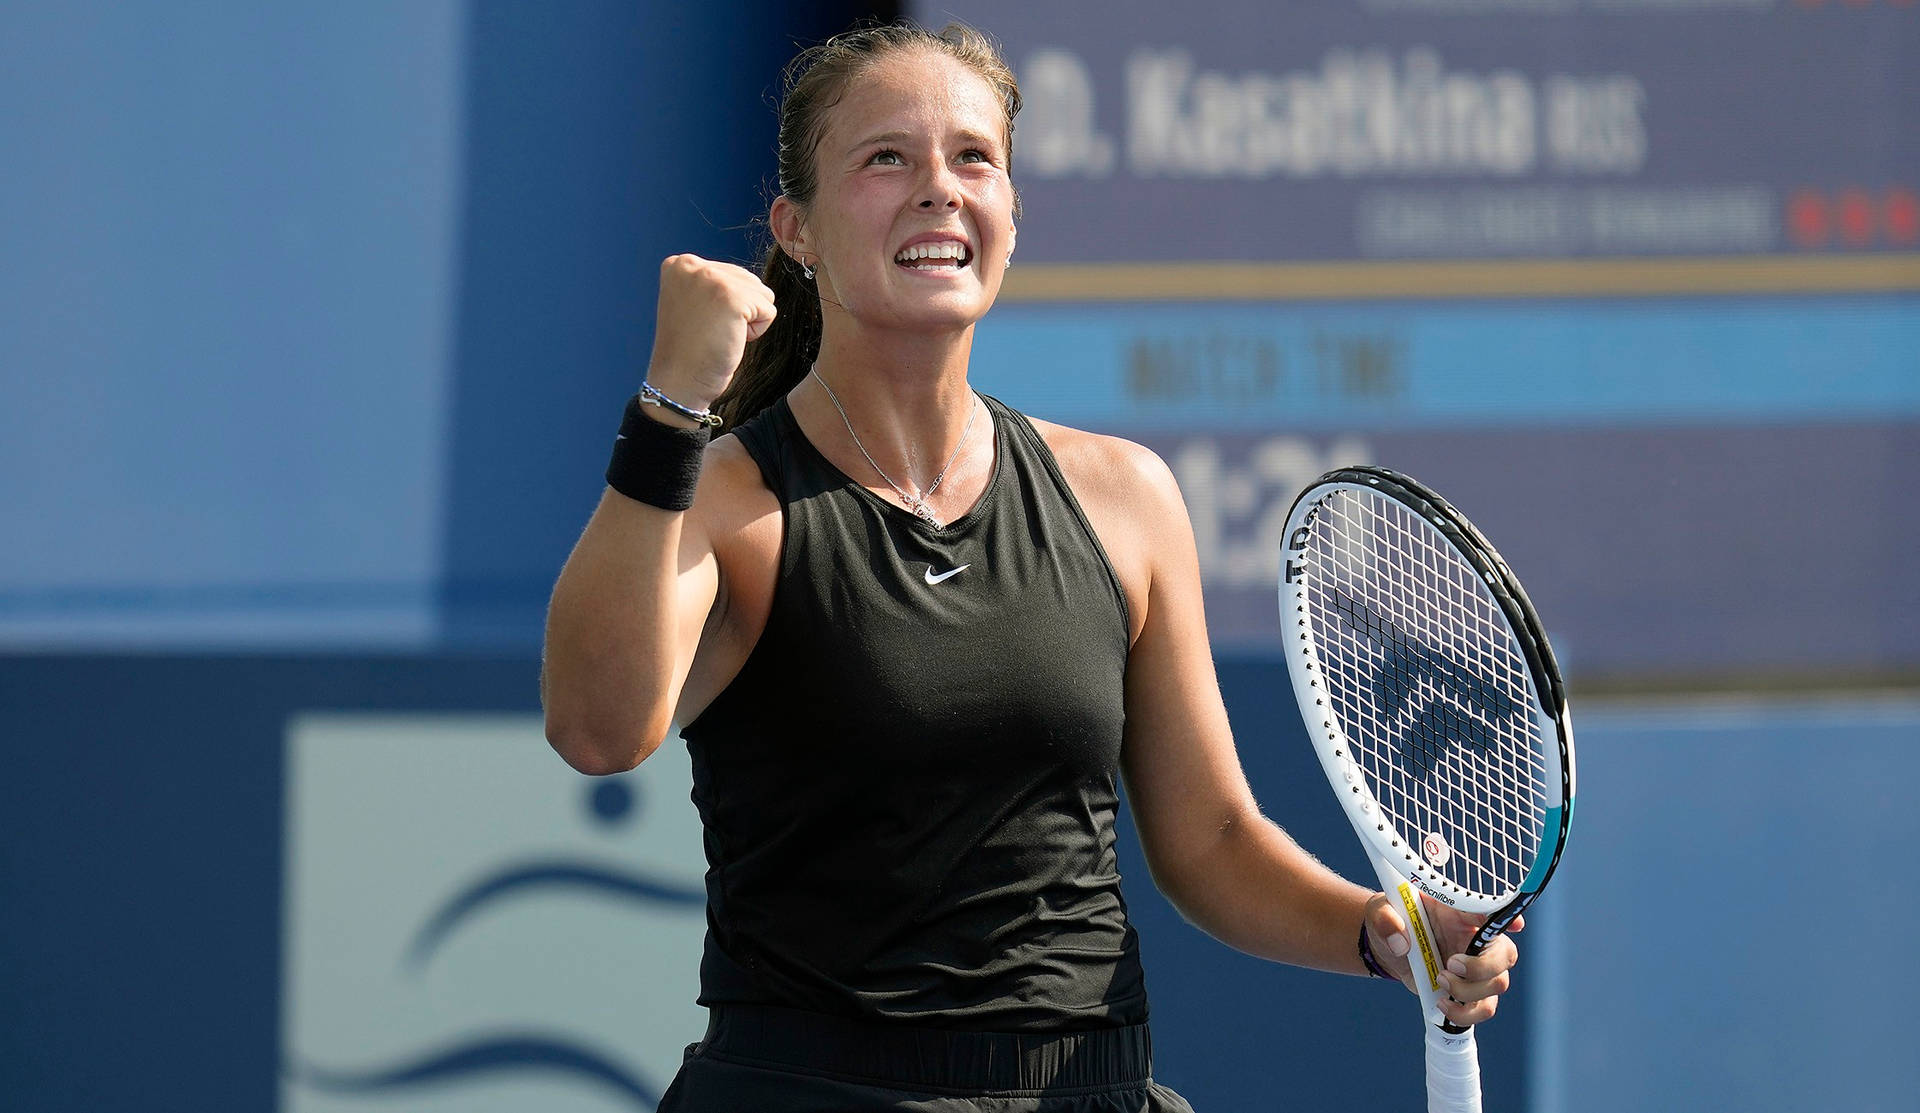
[
  {"x1": 605, "y1": 394, "x2": 711, "y2": 510},
  {"x1": 1359, "y1": 920, "x2": 1394, "y2": 979}
]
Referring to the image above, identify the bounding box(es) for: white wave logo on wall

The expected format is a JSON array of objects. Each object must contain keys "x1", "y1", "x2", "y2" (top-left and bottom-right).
[{"x1": 280, "y1": 714, "x2": 706, "y2": 1113}]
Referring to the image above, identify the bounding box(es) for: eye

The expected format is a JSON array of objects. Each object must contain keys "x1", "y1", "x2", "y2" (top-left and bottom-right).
[
  {"x1": 957, "y1": 148, "x2": 991, "y2": 165},
  {"x1": 868, "y1": 148, "x2": 904, "y2": 166}
]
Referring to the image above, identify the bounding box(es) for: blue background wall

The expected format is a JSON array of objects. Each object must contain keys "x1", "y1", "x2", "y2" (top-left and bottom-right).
[
  {"x1": 0, "y1": 656, "x2": 1529, "y2": 1112},
  {"x1": 3, "y1": 2, "x2": 1915, "y2": 1111},
  {"x1": 0, "y1": 0, "x2": 851, "y2": 648},
  {"x1": 0, "y1": 2, "x2": 467, "y2": 646}
]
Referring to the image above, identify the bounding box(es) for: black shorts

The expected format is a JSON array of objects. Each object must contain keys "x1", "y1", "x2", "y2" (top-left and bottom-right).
[{"x1": 657, "y1": 1005, "x2": 1197, "y2": 1113}]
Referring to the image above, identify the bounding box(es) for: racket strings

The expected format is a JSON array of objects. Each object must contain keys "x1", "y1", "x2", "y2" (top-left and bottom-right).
[
  {"x1": 1336, "y1": 500, "x2": 1537, "y2": 893},
  {"x1": 1304, "y1": 490, "x2": 1548, "y2": 901}
]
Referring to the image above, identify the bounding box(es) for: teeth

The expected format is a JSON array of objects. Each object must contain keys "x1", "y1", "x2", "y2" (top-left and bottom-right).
[{"x1": 894, "y1": 241, "x2": 968, "y2": 264}]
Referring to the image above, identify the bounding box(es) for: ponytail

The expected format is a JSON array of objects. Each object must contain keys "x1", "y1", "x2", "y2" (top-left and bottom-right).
[{"x1": 713, "y1": 243, "x2": 819, "y2": 429}]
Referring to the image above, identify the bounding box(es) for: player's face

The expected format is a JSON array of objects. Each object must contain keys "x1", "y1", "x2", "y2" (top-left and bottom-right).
[{"x1": 780, "y1": 49, "x2": 1017, "y2": 335}]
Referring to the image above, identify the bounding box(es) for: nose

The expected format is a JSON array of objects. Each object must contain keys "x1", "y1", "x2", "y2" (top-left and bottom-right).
[{"x1": 917, "y1": 163, "x2": 961, "y2": 210}]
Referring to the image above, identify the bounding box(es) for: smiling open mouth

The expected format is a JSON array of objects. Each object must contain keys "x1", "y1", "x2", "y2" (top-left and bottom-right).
[{"x1": 894, "y1": 242, "x2": 972, "y2": 269}]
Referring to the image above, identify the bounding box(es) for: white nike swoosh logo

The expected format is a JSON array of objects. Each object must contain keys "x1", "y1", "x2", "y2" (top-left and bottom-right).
[{"x1": 923, "y1": 563, "x2": 970, "y2": 585}]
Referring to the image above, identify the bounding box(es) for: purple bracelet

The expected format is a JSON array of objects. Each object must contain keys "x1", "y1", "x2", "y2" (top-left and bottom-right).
[{"x1": 1358, "y1": 921, "x2": 1394, "y2": 979}]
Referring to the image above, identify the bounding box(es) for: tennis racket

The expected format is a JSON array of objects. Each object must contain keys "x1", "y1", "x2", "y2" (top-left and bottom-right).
[{"x1": 1278, "y1": 465, "x2": 1575, "y2": 1113}]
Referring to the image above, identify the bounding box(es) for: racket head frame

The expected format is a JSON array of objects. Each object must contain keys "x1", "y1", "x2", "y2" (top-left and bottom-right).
[{"x1": 1280, "y1": 465, "x2": 1576, "y2": 958}]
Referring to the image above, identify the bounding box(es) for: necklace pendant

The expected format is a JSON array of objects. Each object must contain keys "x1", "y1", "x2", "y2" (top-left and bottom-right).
[{"x1": 807, "y1": 367, "x2": 973, "y2": 534}]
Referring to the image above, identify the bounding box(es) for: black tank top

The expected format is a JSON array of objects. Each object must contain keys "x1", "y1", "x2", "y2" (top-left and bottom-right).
[{"x1": 680, "y1": 393, "x2": 1147, "y2": 1031}]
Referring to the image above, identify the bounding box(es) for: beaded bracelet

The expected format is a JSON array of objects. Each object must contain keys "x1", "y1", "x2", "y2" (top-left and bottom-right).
[
  {"x1": 638, "y1": 381, "x2": 723, "y2": 428},
  {"x1": 1359, "y1": 920, "x2": 1395, "y2": 979}
]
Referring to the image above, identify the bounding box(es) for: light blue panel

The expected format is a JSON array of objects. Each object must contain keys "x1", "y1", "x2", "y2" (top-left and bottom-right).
[
  {"x1": 1534, "y1": 699, "x2": 1920, "y2": 1113},
  {"x1": 0, "y1": 2, "x2": 466, "y2": 645},
  {"x1": 969, "y1": 298, "x2": 1920, "y2": 430}
]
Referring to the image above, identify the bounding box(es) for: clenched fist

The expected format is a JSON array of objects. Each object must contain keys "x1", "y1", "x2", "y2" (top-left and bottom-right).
[{"x1": 645, "y1": 254, "x2": 779, "y2": 410}]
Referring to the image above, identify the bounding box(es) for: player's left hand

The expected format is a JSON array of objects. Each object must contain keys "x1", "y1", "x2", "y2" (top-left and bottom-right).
[{"x1": 1364, "y1": 892, "x2": 1521, "y2": 1027}]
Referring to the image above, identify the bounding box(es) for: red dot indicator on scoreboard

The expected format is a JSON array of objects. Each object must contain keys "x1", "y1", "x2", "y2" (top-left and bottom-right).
[
  {"x1": 1887, "y1": 188, "x2": 1919, "y2": 245},
  {"x1": 1788, "y1": 190, "x2": 1830, "y2": 247},
  {"x1": 1838, "y1": 190, "x2": 1876, "y2": 247}
]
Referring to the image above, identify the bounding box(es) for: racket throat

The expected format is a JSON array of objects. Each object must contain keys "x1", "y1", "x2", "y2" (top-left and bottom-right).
[
  {"x1": 1396, "y1": 879, "x2": 1444, "y2": 991},
  {"x1": 1370, "y1": 856, "x2": 1457, "y2": 1033}
]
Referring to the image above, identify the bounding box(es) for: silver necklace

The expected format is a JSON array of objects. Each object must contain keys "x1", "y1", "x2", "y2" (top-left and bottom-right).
[{"x1": 811, "y1": 366, "x2": 979, "y2": 527}]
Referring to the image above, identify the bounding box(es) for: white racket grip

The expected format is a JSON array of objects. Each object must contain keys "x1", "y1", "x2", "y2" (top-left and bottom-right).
[
  {"x1": 1424, "y1": 1024, "x2": 1482, "y2": 1113},
  {"x1": 1366, "y1": 857, "x2": 1486, "y2": 1112}
]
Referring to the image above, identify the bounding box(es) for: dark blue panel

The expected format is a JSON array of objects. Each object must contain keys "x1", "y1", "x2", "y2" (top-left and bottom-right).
[
  {"x1": 0, "y1": 652, "x2": 1527, "y2": 1111},
  {"x1": 1095, "y1": 420, "x2": 1920, "y2": 681},
  {"x1": 0, "y1": 654, "x2": 539, "y2": 1112},
  {"x1": 915, "y1": 0, "x2": 1920, "y2": 261}
]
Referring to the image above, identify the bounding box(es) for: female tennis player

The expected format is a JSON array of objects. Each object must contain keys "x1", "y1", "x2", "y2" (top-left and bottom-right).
[{"x1": 541, "y1": 22, "x2": 1520, "y2": 1112}]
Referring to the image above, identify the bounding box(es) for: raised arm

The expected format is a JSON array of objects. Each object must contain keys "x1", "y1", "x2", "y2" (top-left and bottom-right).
[{"x1": 541, "y1": 255, "x2": 776, "y2": 774}]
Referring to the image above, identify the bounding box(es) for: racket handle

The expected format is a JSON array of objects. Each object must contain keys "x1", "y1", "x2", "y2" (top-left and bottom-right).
[
  {"x1": 1368, "y1": 861, "x2": 1486, "y2": 1112},
  {"x1": 1424, "y1": 1023, "x2": 1481, "y2": 1113}
]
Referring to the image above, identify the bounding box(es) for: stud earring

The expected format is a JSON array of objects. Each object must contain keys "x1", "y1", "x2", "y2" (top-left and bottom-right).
[{"x1": 801, "y1": 257, "x2": 815, "y2": 281}]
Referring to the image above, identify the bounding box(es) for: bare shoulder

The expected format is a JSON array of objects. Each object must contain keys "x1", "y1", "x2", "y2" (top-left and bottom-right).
[
  {"x1": 692, "y1": 429, "x2": 780, "y2": 548},
  {"x1": 1023, "y1": 415, "x2": 1185, "y2": 518},
  {"x1": 1022, "y1": 416, "x2": 1192, "y2": 642},
  {"x1": 701, "y1": 427, "x2": 763, "y2": 484}
]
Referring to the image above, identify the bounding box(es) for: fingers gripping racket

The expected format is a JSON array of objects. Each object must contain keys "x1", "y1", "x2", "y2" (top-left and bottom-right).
[{"x1": 1279, "y1": 466, "x2": 1575, "y2": 1113}]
